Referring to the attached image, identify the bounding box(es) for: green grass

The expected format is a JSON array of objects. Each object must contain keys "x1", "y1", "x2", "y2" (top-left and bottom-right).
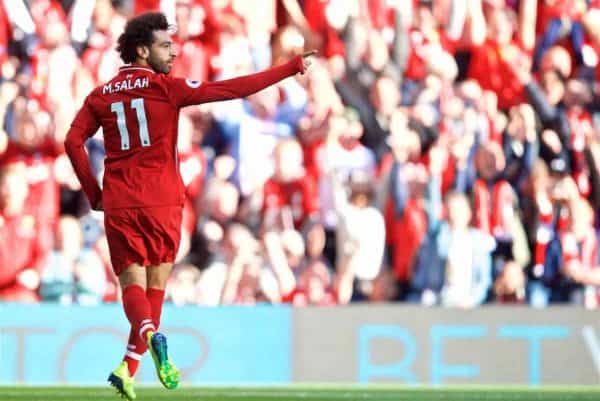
[{"x1": 1, "y1": 385, "x2": 600, "y2": 401}]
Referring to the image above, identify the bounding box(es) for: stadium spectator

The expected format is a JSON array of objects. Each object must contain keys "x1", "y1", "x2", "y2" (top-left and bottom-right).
[
  {"x1": 166, "y1": 263, "x2": 202, "y2": 306},
  {"x1": 40, "y1": 215, "x2": 107, "y2": 305},
  {"x1": 436, "y1": 192, "x2": 495, "y2": 308},
  {"x1": 332, "y1": 169, "x2": 385, "y2": 304},
  {"x1": 493, "y1": 260, "x2": 527, "y2": 303},
  {"x1": 315, "y1": 108, "x2": 375, "y2": 265},
  {"x1": 469, "y1": 141, "x2": 531, "y2": 280},
  {"x1": 262, "y1": 138, "x2": 318, "y2": 230},
  {"x1": 468, "y1": 0, "x2": 536, "y2": 110},
  {"x1": 79, "y1": 0, "x2": 126, "y2": 84},
  {"x1": 384, "y1": 119, "x2": 428, "y2": 299},
  {"x1": 561, "y1": 197, "x2": 598, "y2": 307},
  {"x1": 220, "y1": 223, "x2": 271, "y2": 305},
  {"x1": 0, "y1": 163, "x2": 44, "y2": 302},
  {"x1": 533, "y1": 0, "x2": 587, "y2": 72}
]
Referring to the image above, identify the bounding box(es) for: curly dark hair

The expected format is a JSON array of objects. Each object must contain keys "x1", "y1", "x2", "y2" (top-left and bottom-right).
[{"x1": 116, "y1": 12, "x2": 170, "y2": 64}]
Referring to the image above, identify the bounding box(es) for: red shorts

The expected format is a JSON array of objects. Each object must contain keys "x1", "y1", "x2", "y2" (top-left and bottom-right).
[{"x1": 104, "y1": 205, "x2": 183, "y2": 275}]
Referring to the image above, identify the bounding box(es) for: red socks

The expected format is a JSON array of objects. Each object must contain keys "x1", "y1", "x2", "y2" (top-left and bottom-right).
[
  {"x1": 122, "y1": 284, "x2": 156, "y2": 340},
  {"x1": 147, "y1": 288, "x2": 165, "y2": 328},
  {"x1": 122, "y1": 285, "x2": 155, "y2": 376},
  {"x1": 124, "y1": 329, "x2": 145, "y2": 376},
  {"x1": 122, "y1": 286, "x2": 166, "y2": 377}
]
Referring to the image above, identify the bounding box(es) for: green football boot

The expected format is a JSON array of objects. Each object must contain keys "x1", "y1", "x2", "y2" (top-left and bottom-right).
[
  {"x1": 147, "y1": 331, "x2": 180, "y2": 389},
  {"x1": 107, "y1": 361, "x2": 136, "y2": 400}
]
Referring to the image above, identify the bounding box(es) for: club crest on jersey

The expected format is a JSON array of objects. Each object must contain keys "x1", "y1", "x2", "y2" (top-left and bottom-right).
[{"x1": 185, "y1": 79, "x2": 201, "y2": 88}]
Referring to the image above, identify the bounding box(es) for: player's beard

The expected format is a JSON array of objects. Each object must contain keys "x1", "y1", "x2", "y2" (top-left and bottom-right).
[{"x1": 148, "y1": 53, "x2": 171, "y2": 74}]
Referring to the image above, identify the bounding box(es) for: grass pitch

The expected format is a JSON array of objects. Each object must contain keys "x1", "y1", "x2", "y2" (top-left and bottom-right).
[{"x1": 1, "y1": 385, "x2": 599, "y2": 401}]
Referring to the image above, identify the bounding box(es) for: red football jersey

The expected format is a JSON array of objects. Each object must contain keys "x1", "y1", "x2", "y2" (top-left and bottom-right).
[
  {"x1": 468, "y1": 39, "x2": 530, "y2": 110},
  {"x1": 0, "y1": 212, "x2": 44, "y2": 288},
  {"x1": 262, "y1": 176, "x2": 319, "y2": 228},
  {"x1": 65, "y1": 58, "x2": 304, "y2": 211},
  {"x1": 0, "y1": 139, "x2": 61, "y2": 226},
  {"x1": 0, "y1": 2, "x2": 9, "y2": 65}
]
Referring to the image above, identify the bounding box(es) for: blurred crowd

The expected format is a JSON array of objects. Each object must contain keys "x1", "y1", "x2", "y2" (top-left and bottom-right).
[{"x1": 0, "y1": 0, "x2": 599, "y2": 308}]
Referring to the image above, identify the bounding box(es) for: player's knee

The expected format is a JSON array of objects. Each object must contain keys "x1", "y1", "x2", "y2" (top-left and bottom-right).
[
  {"x1": 119, "y1": 264, "x2": 147, "y2": 289},
  {"x1": 147, "y1": 262, "x2": 173, "y2": 289}
]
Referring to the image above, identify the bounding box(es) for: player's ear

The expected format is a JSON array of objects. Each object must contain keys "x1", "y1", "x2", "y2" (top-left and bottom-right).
[{"x1": 136, "y1": 45, "x2": 150, "y2": 61}]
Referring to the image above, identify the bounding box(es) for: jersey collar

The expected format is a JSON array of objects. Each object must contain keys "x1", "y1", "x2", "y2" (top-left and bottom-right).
[{"x1": 118, "y1": 64, "x2": 155, "y2": 74}]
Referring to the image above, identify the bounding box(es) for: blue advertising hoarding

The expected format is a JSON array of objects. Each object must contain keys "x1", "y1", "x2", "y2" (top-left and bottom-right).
[{"x1": 0, "y1": 304, "x2": 291, "y2": 384}]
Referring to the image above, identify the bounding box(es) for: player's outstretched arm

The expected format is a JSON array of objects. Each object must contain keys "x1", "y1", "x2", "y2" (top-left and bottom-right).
[{"x1": 175, "y1": 51, "x2": 317, "y2": 107}]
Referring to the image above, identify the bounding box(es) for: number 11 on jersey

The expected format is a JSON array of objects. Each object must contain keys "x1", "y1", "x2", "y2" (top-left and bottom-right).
[{"x1": 111, "y1": 98, "x2": 151, "y2": 150}]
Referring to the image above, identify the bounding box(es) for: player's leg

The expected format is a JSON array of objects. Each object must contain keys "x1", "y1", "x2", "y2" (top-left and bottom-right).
[
  {"x1": 122, "y1": 328, "x2": 147, "y2": 378},
  {"x1": 119, "y1": 265, "x2": 152, "y2": 380},
  {"x1": 118, "y1": 263, "x2": 171, "y2": 380},
  {"x1": 136, "y1": 205, "x2": 182, "y2": 389},
  {"x1": 147, "y1": 262, "x2": 173, "y2": 328},
  {"x1": 108, "y1": 264, "x2": 153, "y2": 401},
  {"x1": 119, "y1": 264, "x2": 156, "y2": 340},
  {"x1": 104, "y1": 208, "x2": 153, "y2": 400},
  {"x1": 145, "y1": 262, "x2": 179, "y2": 389}
]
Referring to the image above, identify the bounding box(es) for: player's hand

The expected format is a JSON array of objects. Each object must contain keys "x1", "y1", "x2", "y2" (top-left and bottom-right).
[
  {"x1": 541, "y1": 129, "x2": 563, "y2": 154},
  {"x1": 428, "y1": 144, "x2": 447, "y2": 177},
  {"x1": 300, "y1": 50, "x2": 318, "y2": 74},
  {"x1": 0, "y1": 81, "x2": 19, "y2": 107},
  {"x1": 505, "y1": 54, "x2": 532, "y2": 85}
]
